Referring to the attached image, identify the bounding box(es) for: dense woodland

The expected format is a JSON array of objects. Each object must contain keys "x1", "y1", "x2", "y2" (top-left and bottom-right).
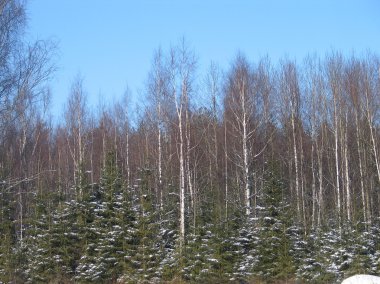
[{"x1": 2, "y1": 1, "x2": 380, "y2": 283}]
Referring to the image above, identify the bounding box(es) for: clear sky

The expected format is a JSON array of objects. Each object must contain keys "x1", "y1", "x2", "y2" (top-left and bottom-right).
[{"x1": 27, "y1": 0, "x2": 380, "y2": 118}]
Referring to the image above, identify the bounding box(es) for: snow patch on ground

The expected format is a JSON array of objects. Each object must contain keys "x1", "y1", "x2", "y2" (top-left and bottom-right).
[{"x1": 342, "y1": 274, "x2": 380, "y2": 284}]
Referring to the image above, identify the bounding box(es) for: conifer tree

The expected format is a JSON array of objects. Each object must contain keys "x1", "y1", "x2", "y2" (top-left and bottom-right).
[
  {"x1": 296, "y1": 230, "x2": 324, "y2": 282},
  {"x1": 76, "y1": 151, "x2": 136, "y2": 282},
  {"x1": 24, "y1": 194, "x2": 55, "y2": 282},
  {"x1": 0, "y1": 191, "x2": 16, "y2": 282},
  {"x1": 126, "y1": 167, "x2": 163, "y2": 282},
  {"x1": 253, "y1": 161, "x2": 295, "y2": 280}
]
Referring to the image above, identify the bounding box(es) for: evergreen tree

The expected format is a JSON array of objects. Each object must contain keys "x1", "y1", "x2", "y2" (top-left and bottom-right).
[
  {"x1": 312, "y1": 228, "x2": 344, "y2": 283},
  {"x1": 182, "y1": 185, "x2": 236, "y2": 282},
  {"x1": 253, "y1": 161, "x2": 295, "y2": 280},
  {"x1": 348, "y1": 228, "x2": 374, "y2": 276},
  {"x1": 24, "y1": 194, "x2": 55, "y2": 283},
  {"x1": 182, "y1": 229, "x2": 225, "y2": 282},
  {"x1": 232, "y1": 216, "x2": 258, "y2": 281},
  {"x1": 154, "y1": 181, "x2": 180, "y2": 282},
  {"x1": 74, "y1": 188, "x2": 101, "y2": 282},
  {"x1": 125, "y1": 167, "x2": 163, "y2": 283},
  {"x1": 0, "y1": 191, "x2": 17, "y2": 283},
  {"x1": 76, "y1": 151, "x2": 136, "y2": 282},
  {"x1": 296, "y1": 230, "x2": 325, "y2": 282},
  {"x1": 52, "y1": 200, "x2": 84, "y2": 277}
]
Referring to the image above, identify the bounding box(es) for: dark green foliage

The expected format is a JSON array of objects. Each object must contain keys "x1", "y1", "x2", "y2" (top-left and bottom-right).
[
  {"x1": 182, "y1": 230, "x2": 220, "y2": 282},
  {"x1": 76, "y1": 151, "x2": 136, "y2": 282},
  {"x1": 0, "y1": 191, "x2": 17, "y2": 283},
  {"x1": 253, "y1": 161, "x2": 296, "y2": 280},
  {"x1": 210, "y1": 223, "x2": 240, "y2": 281},
  {"x1": 126, "y1": 167, "x2": 163, "y2": 283},
  {"x1": 53, "y1": 200, "x2": 85, "y2": 276},
  {"x1": 296, "y1": 230, "x2": 325, "y2": 282},
  {"x1": 5, "y1": 158, "x2": 380, "y2": 283},
  {"x1": 24, "y1": 195, "x2": 55, "y2": 283}
]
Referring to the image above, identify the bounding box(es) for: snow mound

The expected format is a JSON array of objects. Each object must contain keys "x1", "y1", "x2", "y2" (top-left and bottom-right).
[{"x1": 342, "y1": 275, "x2": 380, "y2": 284}]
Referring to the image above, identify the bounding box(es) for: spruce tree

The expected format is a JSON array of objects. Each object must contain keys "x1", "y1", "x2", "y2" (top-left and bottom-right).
[
  {"x1": 24, "y1": 193, "x2": 55, "y2": 283},
  {"x1": 156, "y1": 183, "x2": 179, "y2": 282},
  {"x1": 76, "y1": 151, "x2": 136, "y2": 282},
  {"x1": 296, "y1": 230, "x2": 325, "y2": 282},
  {"x1": 126, "y1": 167, "x2": 162, "y2": 283},
  {"x1": 0, "y1": 191, "x2": 16, "y2": 283},
  {"x1": 253, "y1": 161, "x2": 295, "y2": 280},
  {"x1": 232, "y1": 216, "x2": 258, "y2": 281}
]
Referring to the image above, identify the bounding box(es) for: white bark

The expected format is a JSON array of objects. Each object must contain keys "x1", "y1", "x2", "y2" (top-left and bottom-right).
[
  {"x1": 365, "y1": 95, "x2": 380, "y2": 186},
  {"x1": 158, "y1": 116, "x2": 163, "y2": 209},
  {"x1": 317, "y1": 101, "x2": 327, "y2": 227},
  {"x1": 185, "y1": 102, "x2": 194, "y2": 211},
  {"x1": 178, "y1": 105, "x2": 185, "y2": 249},
  {"x1": 77, "y1": 97, "x2": 84, "y2": 199},
  {"x1": 291, "y1": 107, "x2": 300, "y2": 220},
  {"x1": 309, "y1": 87, "x2": 317, "y2": 228},
  {"x1": 125, "y1": 125, "x2": 130, "y2": 187},
  {"x1": 66, "y1": 79, "x2": 87, "y2": 200},
  {"x1": 240, "y1": 82, "x2": 251, "y2": 216},
  {"x1": 18, "y1": 190, "x2": 23, "y2": 243},
  {"x1": 355, "y1": 112, "x2": 367, "y2": 225},
  {"x1": 300, "y1": 132, "x2": 307, "y2": 230},
  {"x1": 334, "y1": 112, "x2": 341, "y2": 225},
  {"x1": 343, "y1": 112, "x2": 351, "y2": 222},
  {"x1": 224, "y1": 119, "x2": 228, "y2": 220},
  {"x1": 311, "y1": 138, "x2": 316, "y2": 229}
]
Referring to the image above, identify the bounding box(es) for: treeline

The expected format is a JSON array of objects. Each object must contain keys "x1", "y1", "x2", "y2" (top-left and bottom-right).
[{"x1": 1, "y1": 0, "x2": 380, "y2": 283}]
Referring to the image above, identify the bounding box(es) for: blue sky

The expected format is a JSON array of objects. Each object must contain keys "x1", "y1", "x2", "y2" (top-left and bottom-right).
[{"x1": 27, "y1": 0, "x2": 380, "y2": 118}]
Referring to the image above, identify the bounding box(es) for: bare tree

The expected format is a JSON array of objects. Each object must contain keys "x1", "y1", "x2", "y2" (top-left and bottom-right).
[
  {"x1": 279, "y1": 60, "x2": 303, "y2": 222},
  {"x1": 205, "y1": 61, "x2": 223, "y2": 216},
  {"x1": 64, "y1": 77, "x2": 88, "y2": 200},
  {"x1": 166, "y1": 39, "x2": 196, "y2": 250},
  {"x1": 224, "y1": 54, "x2": 266, "y2": 216},
  {"x1": 345, "y1": 58, "x2": 368, "y2": 225},
  {"x1": 147, "y1": 48, "x2": 169, "y2": 210},
  {"x1": 1, "y1": 0, "x2": 55, "y2": 136},
  {"x1": 304, "y1": 55, "x2": 327, "y2": 228}
]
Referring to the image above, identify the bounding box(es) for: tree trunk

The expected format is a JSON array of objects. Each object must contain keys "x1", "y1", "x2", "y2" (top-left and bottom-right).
[
  {"x1": 291, "y1": 112, "x2": 301, "y2": 221},
  {"x1": 343, "y1": 112, "x2": 351, "y2": 222}
]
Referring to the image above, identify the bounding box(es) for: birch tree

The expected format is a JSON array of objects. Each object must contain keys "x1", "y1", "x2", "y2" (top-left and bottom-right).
[
  {"x1": 64, "y1": 77, "x2": 88, "y2": 200},
  {"x1": 205, "y1": 62, "x2": 222, "y2": 216},
  {"x1": 224, "y1": 54, "x2": 264, "y2": 216},
  {"x1": 327, "y1": 54, "x2": 344, "y2": 228},
  {"x1": 279, "y1": 60, "x2": 302, "y2": 222},
  {"x1": 147, "y1": 48, "x2": 169, "y2": 211},
  {"x1": 347, "y1": 61, "x2": 368, "y2": 225},
  {"x1": 166, "y1": 40, "x2": 196, "y2": 250},
  {"x1": 304, "y1": 56, "x2": 327, "y2": 227}
]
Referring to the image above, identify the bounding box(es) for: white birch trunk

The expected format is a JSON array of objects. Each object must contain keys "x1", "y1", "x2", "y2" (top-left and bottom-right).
[
  {"x1": 367, "y1": 106, "x2": 380, "y2": 186},
  {"x1": 311, "y1": 136, "x2": 317, "y2": 229},
  {"x1": 241, "y1": 86, "x2": 250, "y2": 216},
  {"x1": 158, "y1": 121, "x2": 163, "y2": 210},
  {"x1": 224, "y1": 119, "x2": 228, "y2": 220},
  {"x1": 355, "y1": 112, "x2": 367, "y2": 225},
  {"x1": 78, "y1": 105, "x2": 84, "y2": 199},
  {"x1": 333, "y1": 95, "x2": 341, "y2": 227},
  {"x1": 185, "y1": 105, "x2": 194, "y2": 210},
  {"x1": 317, "y1": 144, "x2": 323, "y2": 227},
  {"x1": 179, "y1": 109, "x2": 185, "y2": 250},
  {"x1": 126, "y1": 128, "x2": 130, "y2": 187},
  {"x1": 344, "y1": 112, "x2": 351, "y2": 222},
  {"x1": 300, "y1": 132, "x2": 307, "y2": 231},
  {"x1": 291, "y1": 111, "x2": 300, "y2": 220}
]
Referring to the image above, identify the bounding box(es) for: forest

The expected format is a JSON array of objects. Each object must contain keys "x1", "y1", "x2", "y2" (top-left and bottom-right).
[{"x1": 1, "y1": 1, "x2": 380, "y2": 283}]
